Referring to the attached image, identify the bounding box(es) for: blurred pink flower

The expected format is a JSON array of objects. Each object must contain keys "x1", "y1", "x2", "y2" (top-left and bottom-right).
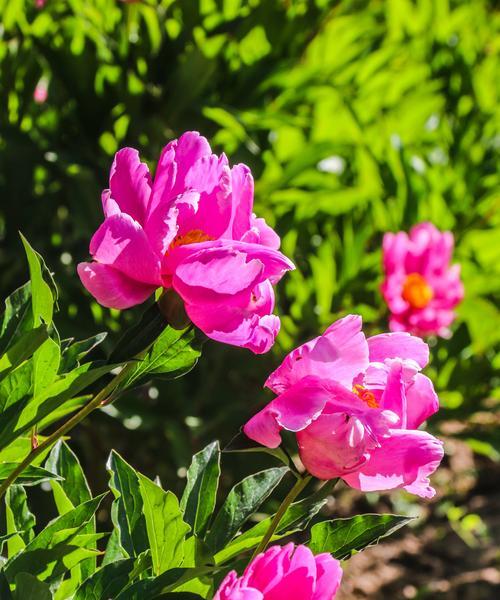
[
  {"x1": 34, "y1": 80, "x2": 48, "y2": 103},
  {"x1": 214, "y1": 543, "x2": 342, "y2": 600},
  {"x1": 244, "y1": 315, "x2": 444, "y2": 498},
  {"x1": 35, "y1": 0, "x2": 46, "y2": 8},
  {"x1": 78, "y1": 132, "x2": 294, "y2": 353},
  {"x1": 381, "y1": 222, "x2": 463, "y2": 337}
]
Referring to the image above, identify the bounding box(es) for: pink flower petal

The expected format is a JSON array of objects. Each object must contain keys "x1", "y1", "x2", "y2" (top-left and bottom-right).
[
  {"x1": 405, "y1": 373, "x2": 439, "y2": 429},
  {"x1": 266, "y1": 315, "x2": 369, "y2": 394},
  {"x1": 367, "y1": 332, "x2": 429, "y2": 369},
  {"x1": 342, "y1": 429, "x2": 444, "y2": 498},
  {"x1": 107, "y1": 148, "x2": 152, "y2": 225},
  {"x1": 77, "y1": 263, "x2": 155, "y2": 309},
  {"x1": 89, "y1": 213, "x2": 162, "y2": 286},
  {"x1": 313, "y1": 553, "x2": 343, "y2": 600},
  {"x1": 244, "y1": 377, "x2": 330, "y2": 448}
]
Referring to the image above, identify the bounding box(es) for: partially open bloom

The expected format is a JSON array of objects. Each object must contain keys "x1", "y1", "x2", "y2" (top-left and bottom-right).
[
  {"x1": 381, "y1": 222, "x2": 463, "y2": 337},
  {"x1": 78, "y1": 132, "x2": 294, "y2": 353},
  {"x1": 214, "y1": 543, "x2": 342, "y2": 600},
  {"x1": 244, "y1": 315, "x2": 444, "y2": 498}
]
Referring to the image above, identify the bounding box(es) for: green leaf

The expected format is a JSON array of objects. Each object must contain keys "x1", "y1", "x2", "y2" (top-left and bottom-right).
[
  {"x1": 60, "y1": 333, "x2": 107, "y2": 373},
  {"x1": 102, "y1": 528, "x2": 128, "y2": 566},
  {"x1": 0, "y1": 463, "x2": 62, "y2": 486},
  {"x1": 20, "y1": 234, "x2": 56, "y2": 327},
  {"x1": 5, "y1": 484, "x2": 35, "y2": 557},
  {"x1": 73, "y1": 559, "x2": 135, "y2": 600},
  {"x1": 308, "y1": 513, "x2": 415, "y2": 560},
  {"x1": 180, "y1": 441, "x2": 220, "y2": 536},
  {"x1": 45, "y1": 441, "x2": 95, "y2": 580},
  {"x1": 0, "y1": 283, "x2": 33, "y2": 356},
  {"x1": 4, "y1": 494, "x2": 105, "y2": 582},
  {"x1": 33, "y1": 337, "x2": 61, "y2": 397},
  {"x1": 115, "y1": 568, "x2": 210, "y2": 600},
  {"x1": 205, "y1": 467, "x2": 288, "y2": 553},
  {"x1": 0, "y1": 325, "x2": 48, "y2": 382},
  {"x1": 14, "y1": 572, "x2": 52, "y2": 599},
  {"x1": 215, "y1": 479, "x2": 336, "y2": 564},
  {"x1": 106, "y1": 451, "x2": 149, "y2": 559},
  {"x1": 122, "y1": 326, "x2": 202, "y2": 388},
  {"x1": 138, "y1": 473, "x2": 190, "y2": 575}
]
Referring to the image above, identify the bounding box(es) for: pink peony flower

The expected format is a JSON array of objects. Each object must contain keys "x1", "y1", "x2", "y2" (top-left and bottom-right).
[
  {"x1": 34, "y1": 80, "x2": 48, "y2": 104},
  {"x1": 214, "y1": 543, "x2": 342, "y2": 600},
  {"x1": 244, "y1": 315, "x2": 444, "y2": 498},
  {"x1": 381, "y1": 222, "x2": 463, "y2": 337},
  {"x1": 78, "y1": 132, "x2": 294, "y2": 353}
]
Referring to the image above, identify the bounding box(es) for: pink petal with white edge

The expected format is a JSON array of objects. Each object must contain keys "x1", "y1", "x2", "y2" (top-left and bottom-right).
[
  {"x1": 367, "y1": 332, "x2": 429, "y2": 369},
  {"x1": 342, "y1": 429, "x2": 444, "y2": 498},
  {"x1": 405, "y1": 373, "x2": 439, "y2": 429},
  {"x1": 89, "y1": 213, "x2": 162, "y2": 286},
  {"x1": 313, "y1": 553, "x2": 343, "y2": 600},
  {"x1": 77, "y1": 263, "x2": 156, "y2": 309},
  {"x1": 244, "y1": 376, "x2": 330, "y2": 448},
  {"x1": 108, "y1": 148, "x2": 152, "y2": 225},
  {"x1": 266, "y1": 315, "x2": 369, "y2": 394}
]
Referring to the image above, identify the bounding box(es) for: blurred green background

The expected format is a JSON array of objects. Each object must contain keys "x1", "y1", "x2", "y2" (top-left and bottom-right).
[{"x1": 0, "y1": 1, "x2": 499, "y2": 595}]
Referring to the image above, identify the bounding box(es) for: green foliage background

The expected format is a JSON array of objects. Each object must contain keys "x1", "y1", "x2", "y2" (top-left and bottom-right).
[{"x1": 0, "y1": 0, "x2": 499, "y2": 488}]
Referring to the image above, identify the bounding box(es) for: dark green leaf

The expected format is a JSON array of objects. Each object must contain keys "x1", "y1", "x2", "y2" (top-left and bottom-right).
[
  {"x1": 308, "y1": 513, "x2": 415, "y2": 560},
  {"x1": 60, "y1": 333, "x2": 107, "y2": 373},
  {"x1": 73, "y1": 559, "x2": 135, "y2": 600},
  {"x1": 106, "y1": 451, "x2": 149, "y2": 559},
  {"x1": 0, "y1": 283, "x2": 33, "y2": 356},
  {"x1": 14, "y1": 572, "x2": 52, "y2": 599},
  {"x1": 5, "y1": 484, "x2": 36, "y2": 556},
  {"x1": 206, "y1": 467, "x2": 288, "y2": 553},
  {"x1": 115, "y1": 568, "x2": 210, "y2": 600},
  {"x1": 0, "y1": 464, "x2": 62, "y2": 486},
  {"x1": 180, "y1": 441, "x2": 220, "y2": 536},
  {"x1": 138, "y1": 474, "x2": 190, "y2": 575},
  {"x1": 0, "y1": 326, "x2": 48, "y2": 382}
]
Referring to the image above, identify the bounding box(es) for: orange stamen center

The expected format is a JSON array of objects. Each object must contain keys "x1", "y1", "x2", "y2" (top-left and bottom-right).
[
  {"x1": 402, "y1": 273, "x2": 433, "y2": 309},
  {"x1": 353, "y1": 384, "x2": 379, "y2": 409},
  {"x1": 169, "y1": 229, "x2": 213, "y2": 251}
]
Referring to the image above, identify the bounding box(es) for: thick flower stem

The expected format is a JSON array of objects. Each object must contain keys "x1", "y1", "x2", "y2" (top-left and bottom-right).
[
  {"x1": 251, "y1": 474, "x2": 312, "y2": 560},
  {"x1": 0, "y1": 362, "x2": 134, "y2": 500}
]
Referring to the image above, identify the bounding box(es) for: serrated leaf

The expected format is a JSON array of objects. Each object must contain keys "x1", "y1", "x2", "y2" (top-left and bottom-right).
[
  {"x1": 205, "y1": 467, "x2": 288, "y2": 553},
  {"x1": 180, "y1": 442, "x2": 220, "y2": 536},
  {"x1": 308, "y1": 513, "x2": 415, "y2": 560},
  {"x1": 138, "y1": 473, "x2": 190, "y2": 575},
  {"x1": 73, "y1": 558, "x2": 135, "y2": 600},
  {"x1": 14, "y1": 572, "x2": 52, "y2": 599},
  {"x1": 106, "y1": 451, "x2": 149, "y2": 559},
  {"x1": 4, "y1": 494, "x2": 105, "y2": 582}
]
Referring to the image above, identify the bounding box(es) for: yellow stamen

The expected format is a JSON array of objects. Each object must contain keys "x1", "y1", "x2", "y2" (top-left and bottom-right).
[
  {"x1": 353, "y1": 384, "x2": 379, "y2": 409},
  {"x1": 402, "y1": 273, "x2": 433, "y2": 310},
  {"x1": 169, "y1": 229, "x2": 213, "y2": 251}
]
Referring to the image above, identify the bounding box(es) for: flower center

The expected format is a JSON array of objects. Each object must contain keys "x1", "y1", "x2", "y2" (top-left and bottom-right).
[
  {"x1": 402, "y1": 273, "x2": 433, "y2": 309},
  {"x1": 169, "y1": 229, "x2": 213, "y2": 250},
  {"x1": 352, "y1": 384, "x2": 379, "y2": 409}
]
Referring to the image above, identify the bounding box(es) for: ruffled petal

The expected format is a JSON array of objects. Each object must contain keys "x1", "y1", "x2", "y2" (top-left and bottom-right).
[
  {"x1": 313, "y1": 553, "x2": 343, "y2": 600},
  {"x1": 107, "y1": 148, "x2": 152, "y2": 225},
  {"x1": 77, "y1": 263, "x2": 155, "y2": 309},
  {"x1": 342, "y1": 429, "x2": 444, "y2": 498},
  {"x1": 89, "y1": 213, "x2": 162, "y2": 286},
  {"x1": 244, "y1": 377, "x2": 330, "y2": 448},
  {"x1": 367, "y1": 332, "x2": 429, "y2": 369},
  {"x1": 266, "y1": 315, "x2": 369, "y2": 394},
  {"x1": 405, "y1": 373, "x2": 439, "y2": 429}
]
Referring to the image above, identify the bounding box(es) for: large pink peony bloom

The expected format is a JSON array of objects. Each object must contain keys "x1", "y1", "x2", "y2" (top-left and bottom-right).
[
  {"x1": 78, "y1": 132, "x2": 294, "y2": 353},
  {"x1": 381, "y1": 222, "x2": 463, "y2": 337},
  {"x1": 244, "y1": 315, "x2": 444, "y2": 498},
  {"x1": 214, "y1": 543, "x2": 342, "y2": 600}
]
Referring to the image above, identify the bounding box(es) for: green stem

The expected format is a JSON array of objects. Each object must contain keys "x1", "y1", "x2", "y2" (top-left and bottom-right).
[
  {"x1": 251, "y1": 474, "x2": 312, "y2": 560},
  {"x1": 0, "y1": 362, "x2": 134, "y2": 500}
]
